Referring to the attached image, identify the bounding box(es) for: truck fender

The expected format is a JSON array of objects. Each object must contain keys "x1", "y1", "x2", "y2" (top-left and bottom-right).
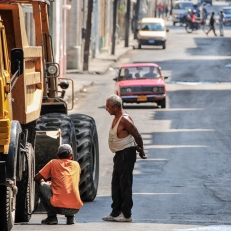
[{"x1": 6, "y1": 120, "x2": 22, "y2": 180}]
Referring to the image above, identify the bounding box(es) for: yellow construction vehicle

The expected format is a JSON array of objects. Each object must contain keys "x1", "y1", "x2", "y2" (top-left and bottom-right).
[{"x1": 0, "y1": 1, "x2": 99, "y2": 230}]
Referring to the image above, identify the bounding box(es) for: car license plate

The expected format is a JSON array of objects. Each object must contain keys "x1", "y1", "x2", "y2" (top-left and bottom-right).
[
  {"x1": 137, "y1": 95, "x2": 147, "y2": 101},
  {"x1": 149, "y1": 40, "x2": 155, "y2": 44}
]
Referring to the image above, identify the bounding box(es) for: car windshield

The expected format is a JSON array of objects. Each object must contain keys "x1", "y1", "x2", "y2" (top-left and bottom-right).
[
  {"x1": 140, "y1": 23, "x2": 164, "y2": 31},
  {"x1": 119, "y1": 66, "x2": 160, "y2": 80},
  {"x1": 223, "y1": 9, "x2": 231, "y2": 14},
  {"x1": 174, "y1": 2, "x2": 193, "y2": 9}
]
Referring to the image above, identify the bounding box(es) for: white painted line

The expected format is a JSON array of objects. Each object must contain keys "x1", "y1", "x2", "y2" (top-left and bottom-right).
[{"x1": 174, "y1": 225, "x2": 231, "y2": 231}]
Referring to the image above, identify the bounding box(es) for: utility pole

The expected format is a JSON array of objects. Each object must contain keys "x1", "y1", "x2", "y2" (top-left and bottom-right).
[
  {"x1": 170, "y1": 0, "x2": 173, "y2": 16},
  {"x1": 155, "y1": 0, "x2": 157, "y2": 17},
  {"x1": 111, "y1": 0, "x2": 118, "y2": 55},
  {"x1": 124, "y1": 0, "x2": 131, "y2": 47},
  {"x1": 133, "y1": 0, "x2": 140, "y2": 39},
  {"x1": 83, "y1": 0, "x2": 93, "y2": 71}
]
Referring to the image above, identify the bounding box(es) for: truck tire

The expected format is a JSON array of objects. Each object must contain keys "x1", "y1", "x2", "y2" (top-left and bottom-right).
[
  {"x1": 35, "y1": 113, "x2": 78, "y2": 171},
  {"x1": 15, "y1": 143, "x2": 35, "y2": 222},
  {"x1": 69, "y1": 114, "x2": 99, "y2": 202},
  {"x1": 0, "y1": 186, "x2": 15, "y2": 231}
]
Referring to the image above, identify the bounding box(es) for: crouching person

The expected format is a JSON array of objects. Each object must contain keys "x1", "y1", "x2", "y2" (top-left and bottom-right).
[{"x1": 34, "y1": 144, "x2": 83, "y2": 225}]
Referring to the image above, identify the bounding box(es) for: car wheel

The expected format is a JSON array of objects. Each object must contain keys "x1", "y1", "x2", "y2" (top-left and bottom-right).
[
  {"x1": 138, "y1": 43, "x2": 142, "y2": 49},
  {"x1": 185, "y1": 24, "x2": 193, "y2": 33},
  {"x1": 161, "y1": 98, "x2": 166, "y2": 108},
  {"x1": 162, "y1": 42, "x2": 166, "y2": 49}
]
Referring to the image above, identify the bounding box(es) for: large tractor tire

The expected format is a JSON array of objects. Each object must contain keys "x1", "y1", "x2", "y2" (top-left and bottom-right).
[
  {"x1": 15, "y1": 143, "x2": 35, "y2": 222},
  {"x1": 69, "y1": 114, "x2": 99, "y2": 202},
  {"x1": 35, "y1": 113, "x2": 77, "y2": 172},
  {"x1": 0, "y1": 186, "x2": 15, "y2": 231}
]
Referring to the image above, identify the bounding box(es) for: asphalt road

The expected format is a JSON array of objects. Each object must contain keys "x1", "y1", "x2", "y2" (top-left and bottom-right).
[{"x1": 13, "y1": 1, "x2": 231, "y2": 231}]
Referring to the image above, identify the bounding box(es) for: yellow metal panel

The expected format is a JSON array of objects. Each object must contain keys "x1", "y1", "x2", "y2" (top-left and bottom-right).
[
  {"x1": 0, "y1": 127, "x2": 9, "y2": 133},
  {"x1": 0, "y1": 133, "x2": 9, "y2": 139},
  {"x1": 0, "y1": 118, "x2": 10, "y2": 149},
  {"x1": 0, "y1": 79, "x2": 4, "y2": 119},
  {"x1": 0, "y1": 139, "x2": 9, "y2": 145},
  {"x1": 0, "y1": 144, "x2": 9, "y2": 154},
  {"x1": 0, "y1": 118, "x2": 10, "y2": 126}
]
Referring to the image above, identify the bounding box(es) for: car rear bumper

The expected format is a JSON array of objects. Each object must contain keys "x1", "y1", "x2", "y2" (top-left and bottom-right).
[
  {"x1": 173, "y1": 18, "x2": 182, "y2": 23},
  {"x1": 173, "y1": 15, "x2": 185, "y2": 23},
  {"x1": 121, "y1": 94, "x2": 166, "y2": 103},
  {"x1": 138, "y1": 39, "x2": 165, "y2": 46}
]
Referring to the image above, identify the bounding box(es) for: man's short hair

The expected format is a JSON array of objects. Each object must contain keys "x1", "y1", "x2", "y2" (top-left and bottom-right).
[
  {"x1": 106, "y1": 94, "x2": 122, "y2": 108},
  {"x1": 57, "y1": 144, "x2": 73, "y2": 157}
]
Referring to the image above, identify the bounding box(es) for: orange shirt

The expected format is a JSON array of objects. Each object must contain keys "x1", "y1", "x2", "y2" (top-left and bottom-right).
[{"x1": 39, "y1": 159, "x2": 83, "y2": 209}]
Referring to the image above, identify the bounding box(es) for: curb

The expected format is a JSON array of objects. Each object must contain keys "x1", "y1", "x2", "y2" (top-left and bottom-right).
[
  {"x1": 65, "y1": 80, "x2": 95, "y2": 110},
  {"x1": 66, "y1": 45, "x2": 134, "y2": 75}
]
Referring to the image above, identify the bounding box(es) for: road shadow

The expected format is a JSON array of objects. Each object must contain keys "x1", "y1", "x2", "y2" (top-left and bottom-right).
[
  {"x1": 98, "y1": 104, "x2": 162, "y2": 110},
  {"x1": 133, "y1": 58, "x2": 231, "y2": 82},
  {"x1": 186, "y1": 37, "x2": 231, "y2": 56}
]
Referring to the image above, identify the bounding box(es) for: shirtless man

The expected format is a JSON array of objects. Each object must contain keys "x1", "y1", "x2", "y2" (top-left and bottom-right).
[{"x1": 103, "y1": 94, "x2": 146, "y2": 222}]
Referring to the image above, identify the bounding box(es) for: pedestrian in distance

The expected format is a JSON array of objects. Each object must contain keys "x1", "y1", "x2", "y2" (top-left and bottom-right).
[
  {"x1": 201, "y1": 2, "x2": 208, "y2": 21},
  {"x1": 158, "y1": 3, "x2": 163, "y2": 18},
  {"x1": 103, "y1": 94, "x2": 146, "y2": 222},
  {"x1": 164, "y1": 4, "x2": 169, "y2": 19},
  {"x1": 34, "y1": 144, "x2": 83, "y2": 225},
  {"x1": 219, "y1": 10, "x2": 225, "y2": 36},
  {"x1": 206, "y1": 12, "x2": 217, "y2": 36}
]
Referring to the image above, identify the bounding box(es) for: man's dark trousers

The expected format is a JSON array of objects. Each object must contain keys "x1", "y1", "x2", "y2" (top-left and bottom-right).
[{"x1": 110, "y1": 146, "x2": 137, "y2": 218}]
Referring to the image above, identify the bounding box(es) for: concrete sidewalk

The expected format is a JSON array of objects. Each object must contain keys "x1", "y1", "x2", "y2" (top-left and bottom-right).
[
  {"x1": 63, "y1": 37, "x2": 137, "y2": 107},
  {"x1": 66, "y1": 37, "x2": 136, "y2": 75}
]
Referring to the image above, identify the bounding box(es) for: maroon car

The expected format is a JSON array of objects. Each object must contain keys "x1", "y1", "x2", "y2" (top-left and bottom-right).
[{"x1": 113, "y1": 63, "x2": 167, "y2": 108}]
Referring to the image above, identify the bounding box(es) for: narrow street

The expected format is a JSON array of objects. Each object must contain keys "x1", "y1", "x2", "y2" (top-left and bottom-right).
[{"x1": 13, "y1": 1, "x2": 231, "y2": 231}]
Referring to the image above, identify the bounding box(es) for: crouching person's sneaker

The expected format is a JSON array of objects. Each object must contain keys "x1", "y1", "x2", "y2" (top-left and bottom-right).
[
  {"x1": 113, "y1": 213, "x2": 132, "y2": 222},
  {"x1": 102, "y1": 214, "x2": 115, "y2": 221},
  {"x1": 66, "y1": 215, "x2": 75, "y2": 225},
  {"x1": 41, "y1": 216, "x2": 58, "y2": 225}
]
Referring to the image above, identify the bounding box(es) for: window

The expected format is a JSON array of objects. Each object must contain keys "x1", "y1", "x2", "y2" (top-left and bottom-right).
[
  {"x1": 179, "y1": 3, "x2": 193, "y2": 10},
  {"x1": 119, "y1": 67, "x2": 160, "y2": 79},
  {"x1": 140, "y1": 23, "x2": 164, "y2": 31}
]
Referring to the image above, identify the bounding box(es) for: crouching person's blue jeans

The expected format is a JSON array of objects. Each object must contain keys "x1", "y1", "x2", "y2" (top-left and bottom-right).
[{"x1": 38, "y1": 182, "x2": 79, "y2": 217}]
